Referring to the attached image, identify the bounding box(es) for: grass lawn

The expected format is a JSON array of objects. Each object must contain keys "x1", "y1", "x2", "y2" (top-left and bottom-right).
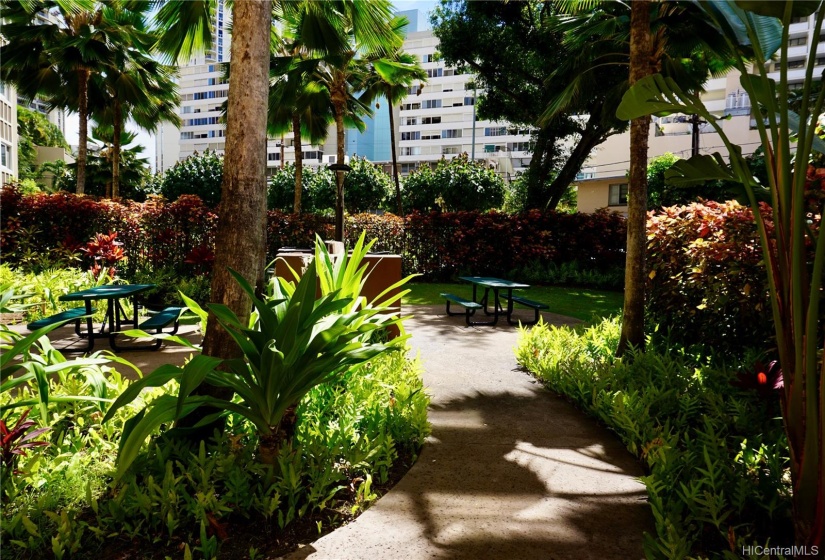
[{"x1": 403, "y1": 282, "x2": 623, "y2": 322}]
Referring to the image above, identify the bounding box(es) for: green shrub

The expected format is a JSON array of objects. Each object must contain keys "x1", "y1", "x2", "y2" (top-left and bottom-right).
[
  {"x1": 646, "y1": 200, "x2": 778, "y2": 357},
  {"x1": 402, "y1": 153, "x2": 505, "y2": 212},
  {"x1": 510, "y1": 260, "x2": 624, "y2": 291},
  {"x1": 1, "y1": 350, "x2": 428, "y2": 558},
  {"x1": 160, "y1": 150, "x2": 223, "y2": 208},
  {"x1": 516, "y1": 318, "x2": 791, "y2": 558},
  {"x1": 342, "y1": 156, "x2": 393, "y2": 213}
]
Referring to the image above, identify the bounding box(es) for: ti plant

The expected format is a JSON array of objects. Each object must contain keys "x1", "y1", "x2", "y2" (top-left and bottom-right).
[
  {"x1": 106, "y1": 235, "x2": 411, "y2": 479},
  {"x1": 1, "y1": 409, "x2": 50, "y2": 472},
  {"x1": 618, "y1": 1, "x2": 824, "y2": 549}
]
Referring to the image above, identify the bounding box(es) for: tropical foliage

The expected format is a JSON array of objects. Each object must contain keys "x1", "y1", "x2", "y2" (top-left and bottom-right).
[
  {"x1": 160, "y1": 150, "x2": 224, "y2": 208},
  {"x1": 402, "y1": 153, "x2": 506, "y2": 212},
  {"x1": 618, "y1": 1, "x2": 824, "y2": 547},
  {"x1": 517, "y1": 318, "x2": 791, "y2": 559}
]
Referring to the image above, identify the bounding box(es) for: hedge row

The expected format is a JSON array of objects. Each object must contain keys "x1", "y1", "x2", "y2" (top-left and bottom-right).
[
  {"x1": 646, "y1": 199, "x2": 821, "y2": 354},
  {"x1": 1, "y1": 187, "x2": 626, "y2": 280}
]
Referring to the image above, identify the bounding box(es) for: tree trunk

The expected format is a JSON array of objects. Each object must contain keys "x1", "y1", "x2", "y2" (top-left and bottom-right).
[
  {"x1": 280, "y1": 134, "x2": 285, "y2": 169},
  {"x1": 545, "y1": 118, "x2": 611, "y2": 210},
  {"x1": 76, "y1": 69, "x2": 90, "y2": 195},
  {"x1": 292, "y1": 114, "x2": 303, "y2": 213},
  {"x1": 389, "y1": 98, "x2": 402, "y2": 215},
  {"x1": 333, "y1": 95, "x2": 346, "y2": 242},
  {"x1": 112, "y1": 97, "x2": 122, "y2": 199},
  {"x1": 616, "y1": 0, "x2": 652, "y2": 357},
  {"x1": 202, "y1": 0, "x2": 271, "y2": 362}
]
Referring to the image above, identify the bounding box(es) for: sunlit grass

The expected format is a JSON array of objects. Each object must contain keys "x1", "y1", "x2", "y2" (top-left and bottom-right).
[{"x1": 403, "y1": 282, "x2": 623, "y2": 321}]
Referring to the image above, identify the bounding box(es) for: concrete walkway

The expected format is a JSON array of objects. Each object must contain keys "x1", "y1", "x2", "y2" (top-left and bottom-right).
[{"x1": 285, "y1": 305, "x2": 652, "y2": 560}]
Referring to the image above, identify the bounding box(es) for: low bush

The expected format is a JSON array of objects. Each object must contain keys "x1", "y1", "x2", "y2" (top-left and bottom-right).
[
  {"x1": 646, "y1": 201, "x2": 776, "y2": 356},
  {"x1": 515, "y1": 318, "x2": 791, "y2": 559},
  {"x1": 402, "y1": 153, "x2": 505, "y2": 212},
  {"x1": 160, "y1": 150, "x2": 223, "y2": 208},
  {"x1": 1, "y1": 344, "x2": 429, "y2": 559},
  {"x1": 509, "y1": 260, "x2": 625, "y2": 291}
]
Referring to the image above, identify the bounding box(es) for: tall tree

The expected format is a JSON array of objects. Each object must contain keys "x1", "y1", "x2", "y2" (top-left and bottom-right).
[
  {"x1": 362, "y1": 50, "x2": 427, "y2": 215},
  {"x1": 0, "y1": 0, "x2": 142, "y2": 195},
  {"x1": 616, "y1": 0, "x2": 653, "y2": 355},
  {"x1": 432, "y1": 0, "x2": 618, "y2": 210},
  {"x1": 92, "y1": 4, "x2": 179, "y2": 198},
  {"x1": 268, "y1": 30, "x2": 333, "y2": 213}
]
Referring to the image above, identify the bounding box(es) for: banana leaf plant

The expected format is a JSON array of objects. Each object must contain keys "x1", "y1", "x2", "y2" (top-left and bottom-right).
[
  {"x1": 105, "y1": 236, "x2": 411, "y2": 479},
  {"x1": 617, "y1": 1, "x2": 823, "y2": 548}
]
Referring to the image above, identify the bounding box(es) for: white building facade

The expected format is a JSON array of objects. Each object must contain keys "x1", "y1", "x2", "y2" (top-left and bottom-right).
[
  {"x1": 0, "y1": 81, "x2": 18, "y2": 186},
  {"x1": 398, "y1": 29, "x2": 534, "y2": 179}
]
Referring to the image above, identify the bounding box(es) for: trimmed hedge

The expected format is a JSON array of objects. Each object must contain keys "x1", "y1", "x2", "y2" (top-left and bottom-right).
[
  {"x1": 1, "y1": 186, "x2": 626, "y2": 280},
  {"x1": 645, "y1": 199, "x2": 822, "y2": 355}
]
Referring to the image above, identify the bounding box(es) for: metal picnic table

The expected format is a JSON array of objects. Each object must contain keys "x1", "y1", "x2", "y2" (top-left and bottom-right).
[
  {"x1": 457, "y1": 276, "x2": 532, "y2": 326},
  {"x1": 55, "y1": 284, "x2": 155, "y2": 352}
]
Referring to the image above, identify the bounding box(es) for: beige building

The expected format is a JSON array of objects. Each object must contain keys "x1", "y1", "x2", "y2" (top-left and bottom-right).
[
  {"x1": 577, "y1": 14, "x2": 821, "y2": 213},
  {"x1": 576, "y1": 71, "x2": 762, "y2": 213}
]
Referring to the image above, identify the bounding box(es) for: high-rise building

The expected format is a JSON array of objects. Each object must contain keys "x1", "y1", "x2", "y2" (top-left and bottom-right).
[
  {"x1": 576, "y1": 14, "x2": 821, "y2": 213},
  {"x1": 0, "y1": 81, "x2": 18, "y2": 185},
  {"x1": 397, "y1": 28, "x2": 534, "y2": 180}
]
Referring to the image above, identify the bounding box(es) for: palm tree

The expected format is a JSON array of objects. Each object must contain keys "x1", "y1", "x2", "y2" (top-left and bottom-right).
[
  {"x1": 0, "y1": 0, "x2": 135, "y2": 195},
  {"x1": 363, "y1": 50, "x2": 427, "y2": 215},
  {"x1": 269, "y1": 30, "x2": 333, "y2": 213},
  {"x1": 152, "y1": 0, "x2": 402, "y2": 386},
  {"x1": 548, "y1": 0, "x2": 740, "y2": 354}
]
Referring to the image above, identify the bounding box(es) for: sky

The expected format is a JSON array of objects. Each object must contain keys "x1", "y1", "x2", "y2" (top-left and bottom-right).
[{"x1": 62, "y1": 1, "x2": 440, "y2": 173}]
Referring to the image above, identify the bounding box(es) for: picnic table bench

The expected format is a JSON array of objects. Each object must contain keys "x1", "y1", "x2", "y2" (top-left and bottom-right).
[{"x1": 441, "y1": 277, "x2": 547, "y2": 326}]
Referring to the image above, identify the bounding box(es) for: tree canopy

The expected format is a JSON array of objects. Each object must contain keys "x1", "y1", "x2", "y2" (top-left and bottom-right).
[{"x1": 431, "y1": 0, "x2": 626, "y2": 210}]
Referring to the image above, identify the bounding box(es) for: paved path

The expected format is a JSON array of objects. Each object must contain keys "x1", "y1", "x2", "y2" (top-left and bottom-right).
[{"x1": 285, "y1": 305, "x2": 652, "y2": 560}]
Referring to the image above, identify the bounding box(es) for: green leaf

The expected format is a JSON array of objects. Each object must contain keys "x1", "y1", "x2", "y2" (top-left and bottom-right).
[
  {"x1": 616, "y1": 74, "x2": 696, "y2": 121},
  {"x1": 663, "y1": 154, "x2": 742, "y2": 186},
  {"x1": 176, "y1": 355, "x2": 222, "y2": 419},
  {"x1": 102, "y1": 364, "x2": 184, "y2": 424},
  {"x1": 734, "y1": 1, "x2": 820, "y2": 19}
]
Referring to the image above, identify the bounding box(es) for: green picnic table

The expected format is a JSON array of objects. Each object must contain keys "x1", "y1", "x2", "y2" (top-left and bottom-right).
[{"x1": 441, "y1": 276, "x2": 547, "y2": 326}]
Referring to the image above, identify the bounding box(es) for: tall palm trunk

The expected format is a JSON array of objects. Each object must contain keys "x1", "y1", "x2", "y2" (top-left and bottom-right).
[
  {"x1": 388, "y1": 97, "x2": 402, "y2": 215},
  {"x1": 617, "y1": 0, "x2": 652, "y2": 356},
  {"x1": 332, "y1": 82, "x2": 347, "y2": 241},
  {"x1": 112, "y1": 97, "x2": 122, "y2": 199},
  {"x1": 76, "y1": 68, "x2": 90, "y2": 195},
  {"x1": 202, "y1": 0, "x2": 271, "y2": 362},
  {"x1": 292, "y1": 114, "x2": 303, "y2": 213}
]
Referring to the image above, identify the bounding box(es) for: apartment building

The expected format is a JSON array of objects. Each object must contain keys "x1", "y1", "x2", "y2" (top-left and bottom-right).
[
  {"x1": 0, "y1": 81, "x2": 18, "y2": 186},
  {"x1": 398, "y1": 29, "x2": 534, "y2": 179},
  {"x1": 577, "y1": 14, "x2": 820, "y2": 213}
]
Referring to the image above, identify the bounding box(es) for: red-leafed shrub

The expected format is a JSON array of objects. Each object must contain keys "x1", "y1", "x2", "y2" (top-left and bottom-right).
[
  {"x1": 1, "y1": 186, "x2": 627, "y2": 282},
  {"x1": 646, "y1": 200, "x2": 781, "y2": 353}
]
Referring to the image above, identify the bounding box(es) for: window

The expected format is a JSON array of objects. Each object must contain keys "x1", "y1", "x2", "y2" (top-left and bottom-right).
[
  {"x1": 442, "y1": 146, "x2": 460, "y2": 155},
  {"x1": 790, "y1": 15, "x2": 809, "y2": 23},
  {"x1": 401, "y1": 131, "x2": 420, "y2": 141},
  {"x1": 609, "y1": 183, "x2": 628, "y2": 206},
  {"x1": 422, "y1": 54, "x2": 435, "y2": 63},
  {"x1": 509, "y1": 142, "x2": 530, "y2": 152},
  {"x1": 485, "y1": 127, "x2": 507, "y2": 137},
  {"x1": 788, "y1": 59, "x2": 806, "y2": 69},
  {"x1": 0, "y1": 143, "x2": 9, "y2": 167},
  {"x1": 401, "y1": 102, "x2": 421, "y2": 111},
  {"x1": 464, "y1": 97, "x2": 475, "y2": 106},
  {"x1": 442, "y1": 129, "x2": 462, "y2": 139},
  {"x1": 421, "y1": 116, "x2": 441, "y2": 124},
  {"x1": 182, "y1": 106, "x2": 193, "y2": 114},
  {"x1": 426, "y1": 68, "x2": 443, "y2": 78},
  {"x1": 302, "y1": 151, "x2": 322, "y2": 159},
  {"x1": 400, "y1": 163, "x2": 418, "y2": 173},
  {"x1": 402, "y1": 147, "x2": 421, "y2": 156},
  {"x1": 421, "y1": 133, "x2": 441, "y2": 140},
  {"x1": 267, "y1": 153, "x2": 280, "y2": 161},
  {"x1": 817, "y1": 57, "x2": 825, "y2": 66},
  {"x1": 484, "y1": 144, "x2": 504, "y2": 153},
  {"x1": 404, "y1": 117, "x2": 418, "y2": 125},
  {"x1": 423, "y1": 99, "x2": 442, "y2": 109},
  {"x1": 788, "y1": 36, "x2": 807, "y2": 46}
]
